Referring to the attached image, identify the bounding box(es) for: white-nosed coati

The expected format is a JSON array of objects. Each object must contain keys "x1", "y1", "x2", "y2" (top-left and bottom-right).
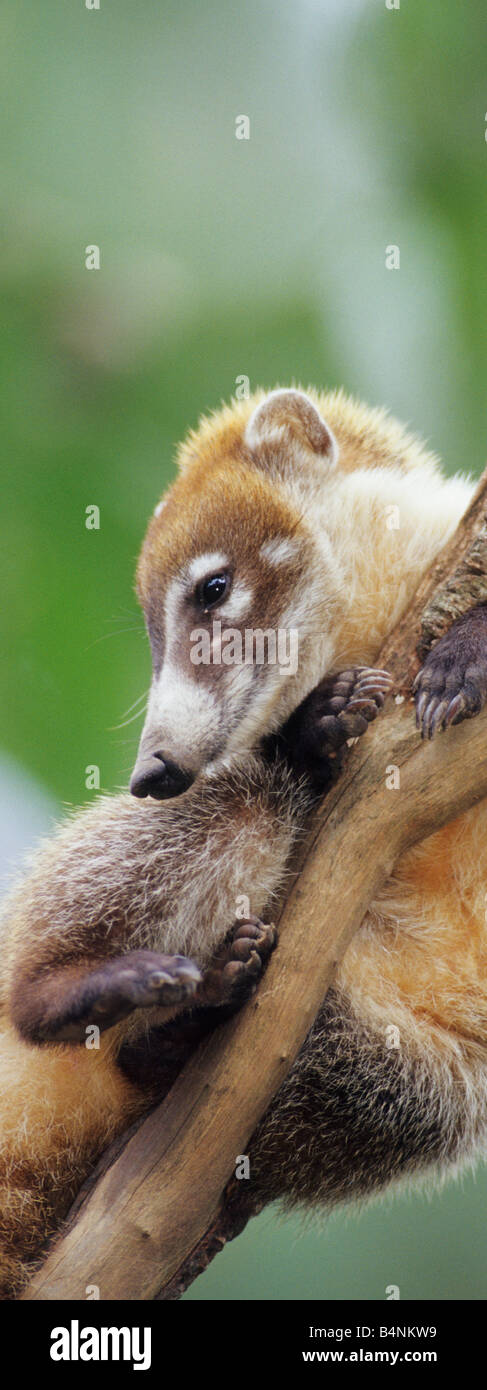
[{"x1": 2, "y1": 387, "x2": 487, "y2": 1298}]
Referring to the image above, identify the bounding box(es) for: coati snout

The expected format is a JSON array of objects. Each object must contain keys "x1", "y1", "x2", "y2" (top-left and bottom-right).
[{"x1": 130, "y1": 752, "x2": 195, "y2": 800}]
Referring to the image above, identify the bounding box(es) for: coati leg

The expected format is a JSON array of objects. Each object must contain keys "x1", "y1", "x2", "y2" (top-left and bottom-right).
[
  {"x1": 118, "y1": 919, "x2": 277, "y2": 1098},
  {"x1": 10, "y1": 951, "x2": 203, "y2": 1045},
  {"x1": 0, "y1": 916, "x2": 276, "y2": 1298},
  {"x1": 10, "y1": 915, "x2": 276, "y2": 1048},
  {"x1": 414, "y1": 602, "x2": 487, "y2": 737}
]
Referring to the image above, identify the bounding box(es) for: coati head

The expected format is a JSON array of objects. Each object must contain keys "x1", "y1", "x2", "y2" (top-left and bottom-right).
[
  {"x1": 129, "y1": 384, "x2": 470, "y2": 799},
  {"x1": 130, "y1": 389, "x2": 343, "y2": 799}
]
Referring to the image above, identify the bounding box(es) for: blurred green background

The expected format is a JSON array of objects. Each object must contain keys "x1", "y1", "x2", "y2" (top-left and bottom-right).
[{"x1": 1, "y1": 0, "x2": 487, "y2": 1300}]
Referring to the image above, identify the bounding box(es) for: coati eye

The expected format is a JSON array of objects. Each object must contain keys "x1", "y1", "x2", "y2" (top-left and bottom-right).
[{"x1": 197, "y1": 572, "x2": 230, "y2": 610}]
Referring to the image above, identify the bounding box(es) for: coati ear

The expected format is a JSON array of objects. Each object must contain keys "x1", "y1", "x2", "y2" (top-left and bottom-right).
[{"x1": 244, "y1": 389, "x2": 339, "y2": 473}]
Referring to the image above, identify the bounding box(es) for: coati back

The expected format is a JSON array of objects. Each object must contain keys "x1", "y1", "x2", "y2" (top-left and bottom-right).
[{"x1": 1, "y1": 386, "x2": 487, "y2": 1298}]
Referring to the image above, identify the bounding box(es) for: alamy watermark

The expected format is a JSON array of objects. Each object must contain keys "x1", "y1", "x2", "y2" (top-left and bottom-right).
[{"x1": 190, "y1": 621, "x2": 299, "y2": 675}]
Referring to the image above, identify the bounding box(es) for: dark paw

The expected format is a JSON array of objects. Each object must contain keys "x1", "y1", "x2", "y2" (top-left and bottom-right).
[
  {"x1": 413, "y1": 641, "x2": 487, "y2": 739},
  {"x1": 88, "y1": 950, "x2": 202, "y2": 1023},
  {"x1": 287, "y1": 664, "x2": 392, "y2": 771},
  {"x1": 311, "y1": 666, "x2": 393, "y2": 749},
  {"x1": 197, "y1": 917, "x2": 277, "y2": 1008}
]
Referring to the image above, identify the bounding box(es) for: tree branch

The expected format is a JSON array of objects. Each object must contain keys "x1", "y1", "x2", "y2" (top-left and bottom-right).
[{"x1": 22, "y1": 467, "x2": 487, "y2": 1302}]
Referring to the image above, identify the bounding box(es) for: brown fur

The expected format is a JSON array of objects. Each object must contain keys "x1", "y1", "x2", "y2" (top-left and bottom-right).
[{"x1": 1, "y1": 387, "x2": 486, "y2": 1298}]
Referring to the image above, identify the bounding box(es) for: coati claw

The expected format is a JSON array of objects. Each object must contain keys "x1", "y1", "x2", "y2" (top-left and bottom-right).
[
  {"x1": 334, "y1": 667, "x2": 393, "y2": 736},
  {"x1": 88, "y1": 951, "x2": 202, "y2": 1022},
  {"x1": 413, "y1": 607, "x2": 487, "y2": 739}
]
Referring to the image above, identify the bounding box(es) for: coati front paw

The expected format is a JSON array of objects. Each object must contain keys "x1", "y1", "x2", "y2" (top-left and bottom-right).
[
  {"x1": 413, "y1": 608, "x2": 487, "y2": 738},
  {"x1": 195, "y1": 917, "x2": 277, "y2": 1009},
  {"x1": 281, "y1": 666, "x2": 392, "y2": 788},
  {"x1": 307, "y1": 667, "x2": 393, "y2": 748}
]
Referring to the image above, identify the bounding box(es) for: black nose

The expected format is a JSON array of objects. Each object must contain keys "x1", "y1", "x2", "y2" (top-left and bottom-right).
[{"x1": 130, "y1": 754, "x2": 195, "y2": 800}]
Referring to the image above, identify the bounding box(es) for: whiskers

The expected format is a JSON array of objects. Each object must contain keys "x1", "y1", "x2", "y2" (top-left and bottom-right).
[
  {"x1": 84, "y1": 611, "x2": 146, "y2": 653},
  {"x1": 109, "y1": 688, "x2": 149, "y2": 732}
]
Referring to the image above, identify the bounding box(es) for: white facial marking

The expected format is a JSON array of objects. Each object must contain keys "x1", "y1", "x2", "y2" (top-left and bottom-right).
[
  {"x1": 163, "y1": 576, "x2": 184, "y2": 662},
  {"x1": 221, "y1": 580, "x2": 253, "y2": 623},
  {"x1": 138, "y1": 570, "x2": 225, "y2": 767},
  {"x1": 153, "y1": 499, "x2": 166, "y2": 518},
  {"x1": 187, "y1": 552, "x2": 229, "y2": 586},
  {"x1": 260, "y1": 536, "x2": 300, "y2": 566},
  {"x1": 148, "y1": 665, "x2": 219, "y2": 756}
]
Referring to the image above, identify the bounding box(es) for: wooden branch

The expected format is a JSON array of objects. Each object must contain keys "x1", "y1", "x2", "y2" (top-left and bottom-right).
[
  {"x1": 381, "y1": 465, "x2": 487, "y2": 690},
  {"x1": 22, "y1": 466, "x2": 487, "y2": 1302}
]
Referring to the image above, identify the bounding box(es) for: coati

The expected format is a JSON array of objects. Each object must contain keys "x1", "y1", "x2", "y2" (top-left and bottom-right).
[{"x1": 2, "y1": 385, "x2": 487, "y2": 1299}]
